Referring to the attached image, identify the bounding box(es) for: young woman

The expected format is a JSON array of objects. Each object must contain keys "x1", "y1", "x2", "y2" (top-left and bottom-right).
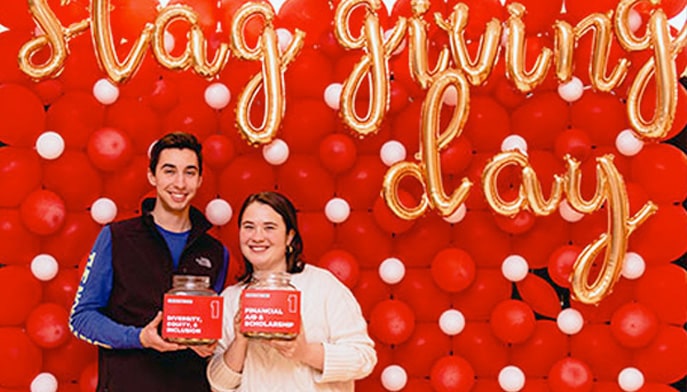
[{"x1": 207, "y1": 192, "x2": 376, "y2": 391}]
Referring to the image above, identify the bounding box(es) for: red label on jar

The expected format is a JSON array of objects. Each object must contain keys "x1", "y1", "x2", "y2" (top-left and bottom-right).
[
  {"x1": 162, "y1": 295, "x2": 223, "y2": 341},
  {"x1": 240, "y1": 289, "x2": 301, "y2": 337}
]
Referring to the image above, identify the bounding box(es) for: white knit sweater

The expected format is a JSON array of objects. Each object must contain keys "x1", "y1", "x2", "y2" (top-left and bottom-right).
[{"x1": 207, "y1": 264, "x2": 377, "y2": 392}]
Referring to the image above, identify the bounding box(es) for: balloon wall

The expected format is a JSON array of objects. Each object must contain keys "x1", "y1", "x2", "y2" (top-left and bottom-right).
[{"x1": 1, "y1": 0, "x2": 687, "y2": 391}]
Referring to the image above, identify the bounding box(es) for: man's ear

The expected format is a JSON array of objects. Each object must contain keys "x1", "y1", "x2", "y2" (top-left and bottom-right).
[{"x1": 147, "y1": 169, "x2": 156, "y2": 187}]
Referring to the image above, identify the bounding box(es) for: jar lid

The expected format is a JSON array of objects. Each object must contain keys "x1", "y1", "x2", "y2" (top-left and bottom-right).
[{"x1": 172, "y1": 274, "x2": 210, "y2": 288}]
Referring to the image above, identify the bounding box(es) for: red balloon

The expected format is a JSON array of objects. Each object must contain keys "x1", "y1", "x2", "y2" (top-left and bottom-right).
[
  {"x1": 630, "y1": 143, "x2": 687, "y2": 204},
  {"x1": 352, "y1": 271, "x2": 391, "y2": 319},
  {"x1": 610, "y1": 302, "x2": 659, "y2": 349},
  {"x1": 297, "y1": 212, "x2": 335, "y2": 262},
  {"x1": 490, "y1": 299, "x2": 537, "y2": 344},
  {"x1": 19, "y1": 189, "x2": 66, "y2": 235},
  {"x1": 630, "y1": 204, "x2": 687, "y2": 265},
  {"x1": 390, "y1": 100, "x2": 422, "y2": 156},
  {"x1": 570, "y1": 324, "x2": 632, "y2": 381},
  {"x1": 453, "y1": 268, "x2": 511, "y2": 320},
  {"x1": 56, "y1": 34, "x2": 101, "y2": 92},
  {"x1": 281, "y1": 100, "x2": 337, "y2": 153},
  {"x1": 394, "y1": 269, "x2": 452, "y2": 322},
  {"x1": 395, "y1": 215, "x2": 452, "y2": 268},
  {"x1": 0, "y1": 147, "x2": 42, "y2": 208},
  {"x1": 0, "y1": 266, "x2": 43, "y2": 326},
  {"x1": 553, "y1": 128, "x2": 593, "y2": 163},
  {"x1": 510, "y1": 320, "x2": 568, "y2": 378},
  {"x1": 337, "y1": 212, "x2": 392, "y2": 268},
  {"x1": 109, "y1": 0, "x2": 158, "y2": 45},
  {"x1": 548, "y1": 357, "x2": 594, "y2": 392},
  {"x1": 0, "y1": 84, "x2": 45, "y2": 147},
  {"x1": 368, "y1": 299, "x2": 416, "y2": 345},
  {"x1": 148, "y1": 76, "x2": 180, "y2": 114},
  {"x1": 454, "y1": 211, "x2": 510, "y2": 268},
  {"x1": 516, "y1": 273, "x2": 562, "y2": 318},
  {"x1": 511, "y1": 92, "x2": 570, "y2": 149},
  {"x1": 570, "y1": 91, "x2": 628, "y2": 146},
  {"x1": 564, "y1": 0, "x2": 622, "y2": 24},
  {"x1": 389, "y1": 79, "x2": 411, "y2": 114},
  {"x1": 452, "y1": 321, "x2": 509, "y2": 377},
  {"x1": 105, "y1": 96, "x2": 162, "y2": 154},
  {"x1": 32, "y1": 79, "x2": 64, "y2": 106},
  {"x1": 511, "y1": 214, "x2": 570, "y2": 269},
  {"x1": 317, "y1": 249, "x2": 360, "y2": 289},
  {"x1": 79, "y1": 361, "x2": 98, "y2": 392},
  {"x1": 0, "y1": 209, "x2": 41, "y2": 266},
  {"x1": 162, "y1": 97, "x2": 218, "y2": 142},
  {"x1": 394, "y1": 323, "x2": 451, "y2": 378},
  {"x1": 572, "y1": 278, "x2": 636, "y2": 324},
  {"x1": 492, "y1": 209, "x2": 536, "y2": 235},
  {"x1": 202, "y1": 134, "x2": 235, "y2": 171},
  {"x1": 0, "y1": 30, "x2": 34, "y2": 85},
  {"x1": 0, "y1": 328, "x2": 42, "y2": 388},
  {"x1": 440, "y1": 136, "x2": 473, "y2": 176},
  {"x1": 634, "y1": 325, "x2": 687, "y2": 384},
  {"x1": 277, "y1": 155, "x2": 335, "y2": 210},
  {"x1": 547, "y1": 245, "x2": 581, "y2": 288},
  {"x1": 46, "y1": 92, "x2": 105, "y2": 149},
  {"x1": 372, "y1": 192, "x2": 416, "y2": 235},
  {"x1": 43, "y1": 151, "x2": 105, "y2": 211},
  {"x1": 318, "y1": 133, "x2": 358, "y2": 174},
  {"x1": 430, "y1": 248, "x2": 476, "y2": 293},
  {"x1": 86, "y1": 127, "x2": 135, "y2": 172},
  {"x1": 336, "y1": 155, "x2": 387, "y2": 210},
  {"x1": 429, "y1": 355, "x2": 475, "y2": 392},
  {"x1": 277, "y1": 0, "x2": 334, "y2": 46},
  {"x1": 218, "y1": 154, "x2": 276, "y2": 208},
  {"x1": 284, "y1": 48, "x2": 334, "y2": 99},
  {"x1": 25, "y1": 302, "x2": 70, "y2": 349},
  {"x1": 463, "y1": 96, "x2": 510, "y2": 152},
  {"x1": 43, "y1": 267, "x2": 82, "y2": 309},
  {"x1": 103, "y1": 155, "x2": 151, "y2": 214},
  {"x1": 636, "y1": 264, "x2": 687, "y2": 325}
]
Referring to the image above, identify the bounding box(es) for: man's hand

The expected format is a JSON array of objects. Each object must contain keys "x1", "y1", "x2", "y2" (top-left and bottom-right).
[
  {"x1": 139, "y1": 311, "x2": 186, "y2": 352},
  {"x1": 188, "y1": 341, "x2": 218, "y2": 358}
]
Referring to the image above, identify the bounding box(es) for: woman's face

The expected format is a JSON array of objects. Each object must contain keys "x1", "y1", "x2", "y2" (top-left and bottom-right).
[{"x1": 239, "y1": 201, "x2": 295, "y2": 273}]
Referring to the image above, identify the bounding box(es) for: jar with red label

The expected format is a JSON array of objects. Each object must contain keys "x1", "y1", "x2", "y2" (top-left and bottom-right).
[
  {"x1": 240, "y1": 271, "x2": 301, "y2": 340},
  {"x1": 162, "y1": 275, "x2": 223, "y2": 345}
]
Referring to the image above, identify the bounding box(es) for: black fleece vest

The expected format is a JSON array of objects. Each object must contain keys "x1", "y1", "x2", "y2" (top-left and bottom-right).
[{"x1": 98, "y1": 199, "x2": 225, "y2": 392}]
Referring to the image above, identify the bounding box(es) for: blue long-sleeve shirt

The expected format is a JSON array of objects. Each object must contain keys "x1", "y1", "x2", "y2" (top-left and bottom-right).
[{"x1": 69, "y1": 225, "x2": 229, "y2": 349}]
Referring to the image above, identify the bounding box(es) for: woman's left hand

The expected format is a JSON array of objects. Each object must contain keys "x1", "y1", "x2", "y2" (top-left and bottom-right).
[
  {"x1": 187, "y1": 341, "x2": 218, "y2": 358},
  {"x1": 266, "y1": 332, "x2": 324, "y2": 370}
]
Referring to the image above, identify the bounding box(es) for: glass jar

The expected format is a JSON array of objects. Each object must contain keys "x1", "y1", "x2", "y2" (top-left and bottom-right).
[
  {"x1": 164, "y1": 275, "x2": 220, "y2": 345},
  {"x1": 240, "y1": 271, "x2": 301, "y2": 340}
]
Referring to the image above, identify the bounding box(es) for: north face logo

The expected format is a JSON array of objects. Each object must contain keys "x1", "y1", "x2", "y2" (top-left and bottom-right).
[{"x1": 195, "y1": 256, "x2": 212, "y2": 268}]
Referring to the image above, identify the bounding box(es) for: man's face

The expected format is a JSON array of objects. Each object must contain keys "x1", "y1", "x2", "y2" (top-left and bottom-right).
[{"x1": 147, "y1": 148, "x2": 202, "y2": 214}]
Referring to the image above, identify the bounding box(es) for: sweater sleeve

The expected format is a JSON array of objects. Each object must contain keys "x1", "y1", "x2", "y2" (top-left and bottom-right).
[
  {"x1": 68, "y1": 226, "x2": 144, "y2": 349},
  {"x1": 313, "y1": 271, "x2": 377, "y2": 384}
]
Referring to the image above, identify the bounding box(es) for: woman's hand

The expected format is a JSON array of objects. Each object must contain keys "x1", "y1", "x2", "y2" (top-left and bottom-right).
[
  {"x1": 188, "y1": 341, "x2": 218, "y2": 357},
  {"x1": 265, "y1": 330, "x2": 324, "y2": 371}
]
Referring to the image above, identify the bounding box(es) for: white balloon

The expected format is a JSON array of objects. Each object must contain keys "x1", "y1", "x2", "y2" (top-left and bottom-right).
[
  {"x1": 628, "y1": 9, "x2": 643, "y2": 33},
  {"x1": 164, "y1": 30, "x2": 175, "y2": 53},
  {"x1": 378, "y1": 257, "x2": 405, "y2": 284},
  {"x1": 204, "y1": 82, "x2": 231, "y2": 110},
  {"x1": 381, "y1": 365, "x2": 408, "y2": 391},
  {"x1": 615, "y1": 129, "x2": 644, "y2": 156},
  {"x1": 262, "y1": 138, "x2": 290, "y2": 165},
  {"x1": 30, "y1": 372, "x2": 58, "y2": 392},
  {"x1": 501, "y1": 254, "x2": 529, "y2": 282},
  {"x1": 557, "y1": 76, "x2": 584, "y2": 102},
  {"x1": 35, "y1": 131, "x2": 65, "y2": 160},
  {"x1": 501, "y1": 134, "x2": 528, "y2": 155},
  {"x1": 621, "y1": 252, "x2": 646, "y2": 280},
  {"x1": 93, "y1": 78, "x2": 119, "y2": 105},
  {"x1": 558, "y1": 199, "x2": 584, "y2": 223},
  {"x1": 31, "y1": 254, "x2": 59, "y2": 281},
  {"x1": 442, "y1": 85, "x2": 458, "y2": 106},
  {"x1": 439, "y1": 309, "x2": 465, "y2": 336},
  {"x1": 276, "y1": 28, "x2": 292, "y2": 52},
  {"x1": 205, "y1": 199, "x2": 233, "y2": 226},
  {"x1": 91, "y1": 197, "x2": 118, "y2": 224},
  {"x1": 324, "y1": 198, "x2": 350, "y2": 224},
  {"x1": 618, "y1": 367, "x2": 644, "y2": 392},
  {"x1": 557, "y1": 308, "x2": 584, "y2": 335},
  {"x1": 324, "y1": 83, "x2": 342, "y2": 110},
  {"x1": 443, "y1": 203, "x2": 467, "y2": 224},
  {"x1": 380, "y1": 140, "x2": 406, "y2": 167},
  {"x1": 498, "y1": 366, "x2": 526, "y2": 392}
]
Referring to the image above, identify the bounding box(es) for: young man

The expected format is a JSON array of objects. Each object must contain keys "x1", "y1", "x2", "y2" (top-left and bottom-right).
[{"x1": 70, "y1": 132, "x2": 229, "y2": 391}]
